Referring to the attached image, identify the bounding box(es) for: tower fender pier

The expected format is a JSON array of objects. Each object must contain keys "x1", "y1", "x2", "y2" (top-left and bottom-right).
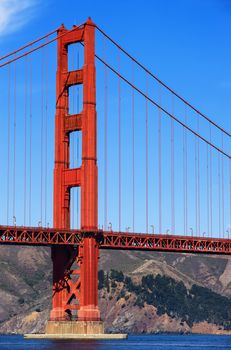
[{"x1": 45, "y1": 320, "x2": 104, "y2": 335}]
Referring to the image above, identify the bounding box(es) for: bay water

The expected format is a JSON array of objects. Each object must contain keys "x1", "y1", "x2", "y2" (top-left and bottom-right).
[{"x1": 0, "y1": 334, "x2": 231, "y2": 349}]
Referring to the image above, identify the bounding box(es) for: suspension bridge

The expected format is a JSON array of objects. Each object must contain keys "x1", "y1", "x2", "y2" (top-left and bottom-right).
[{"x1": 0, "y1": 18, "x2": 230, "y2": 337}]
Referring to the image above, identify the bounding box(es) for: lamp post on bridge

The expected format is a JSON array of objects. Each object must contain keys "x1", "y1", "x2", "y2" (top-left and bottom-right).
[{"x1": 13, "y1": 216, "x2": 16, "y2": 227}]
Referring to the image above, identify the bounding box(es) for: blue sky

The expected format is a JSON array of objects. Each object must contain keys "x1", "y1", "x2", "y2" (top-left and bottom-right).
[
  {"x1": 0, "y1": 0, "x2": 230, "y2": 237},
  {"x1": 1, "y1": 0, "x2": 230, "y2": 129}
]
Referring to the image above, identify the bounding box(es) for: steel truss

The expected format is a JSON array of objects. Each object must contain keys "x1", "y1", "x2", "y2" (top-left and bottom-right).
[{"x1": 0, "y1": 226, "x2": 230, "y2": 254}]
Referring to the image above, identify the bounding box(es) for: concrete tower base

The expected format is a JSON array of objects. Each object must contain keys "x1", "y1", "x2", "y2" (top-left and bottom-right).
[
  {"x1": 46, "y1": 320, "x2": 104, "y2": 334},
  {"x1": 24, "y1": 321, "x2": 127, "y2": 340}
]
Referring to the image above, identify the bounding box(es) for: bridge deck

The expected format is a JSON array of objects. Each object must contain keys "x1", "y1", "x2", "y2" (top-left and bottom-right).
[{"x1": 0, "y1": 226, "x2": 230, "y2": 254}]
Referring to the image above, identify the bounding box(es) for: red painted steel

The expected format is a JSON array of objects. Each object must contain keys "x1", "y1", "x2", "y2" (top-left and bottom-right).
[
  {"x1": 95, "y1": 55, "x2": 231, "y2": 159},
  {"x1": 78, "y1": 18, "x2": 100, "y2": 321},
  {"x1": 1, "y1": 19, "x2": 230, "y2": 326},
  {"x1": 51, "y1": 18, "x2": 100, "y2": 322},
  {"x1": 95, "y1": 25, "x2": 231, "y2": 137},
  {"x1": 0, "y1": 226, "x2": 231, "y2": 254},
  {"x1": 100, "y1": 231, "x2": 231, "y2": 254},
  {"x1": 0, "y1": 226, "x2": 82, "y2": 245}
]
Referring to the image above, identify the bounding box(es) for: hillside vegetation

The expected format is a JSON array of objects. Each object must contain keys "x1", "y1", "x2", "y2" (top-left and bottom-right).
[
  {"x1": 99, "y1": 269, "x2": 231, "y2": 330},
  {"x1": 0, "y1": 247, "x2": 230, "y2": 334}
]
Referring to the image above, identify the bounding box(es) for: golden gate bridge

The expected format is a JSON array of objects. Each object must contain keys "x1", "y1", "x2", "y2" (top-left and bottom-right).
[{"x1": 0, "y1": 18, "x2": 230, "y2": 337}]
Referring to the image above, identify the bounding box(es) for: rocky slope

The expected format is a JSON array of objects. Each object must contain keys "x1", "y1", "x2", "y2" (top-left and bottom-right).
[
  {"x1": 99, "y1": 269, "x2": 231, "y2": 333},
  {"x1": 99, "y1": 250, "x2": 231, "y2": 296},
  {"x1": 0, "y1": 246, "x2": 230, "y2": 334}
]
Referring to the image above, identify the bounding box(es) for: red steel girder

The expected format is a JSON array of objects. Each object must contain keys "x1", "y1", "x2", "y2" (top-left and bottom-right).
[
  {"x1": 0, "y1": 226, "x2": 231, "y2": 254},
  {"x1": 100, "y1": 231, "x2": 231, "y2": 254},
  {"x1": 0, "y1": 226, "x2": 82, "y2": 245}
]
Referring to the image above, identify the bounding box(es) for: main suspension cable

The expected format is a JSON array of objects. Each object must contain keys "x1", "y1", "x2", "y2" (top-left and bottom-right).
[
  {"x1": 95, "y1": 55, "x2": 230, "y2": 159},
  {"x1": 0, "y1": 29, "x2": 57, "y2": 62},
  {"x1": 0, "y1": 23, "x2": 85, "y2": 69},
  {"x1": 96, "y1": 25, "x2": 230, "y2": 138}
]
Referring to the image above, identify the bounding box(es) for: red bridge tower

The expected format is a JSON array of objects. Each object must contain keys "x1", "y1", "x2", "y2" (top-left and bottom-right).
[{"x1": 47, "y1": 18, "x2": 103, "y2": 334}]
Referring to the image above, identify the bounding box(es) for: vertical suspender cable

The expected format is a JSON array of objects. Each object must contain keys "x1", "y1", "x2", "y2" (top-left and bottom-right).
[
  {"x1": 118, "y1": 49, "x2": 121, "y2": 231},
  {"x1": 44, "y1": 44, "x2": 48, "y2": 227},
  {"x1": 185, "y1": 120, "x2": 188, "y2": 235},
  {"x1": 145, "y1": 74, "x2": 148, "y2": 233},
  {"x1": 206, "y1": 144, "x2": 210, "y2": 236},
  {"x1": 132, "y1": 62, "x2": 135, "y2": 232},
  {"x1": 197, "y1": 116, "x2": 200, "y2": 235},
  {"x1": 29, "y1": 54, "x2": 32, "y2": 226},
  {"x1": 230, "y1": 159, "x2": 231, "y2": 238},
  {"x1": 7, "y1": 65, "x2": 11, "y2": 225},
  {"x1": 184, "y1": 106, "x2": 188, "y2": 235},
  {"x1": 209, "y1": 125, "x2": 213, "y2": 235},
  {"x1": 13, "y1": 62, "x2": 16, "y2": 223},
  {"x1": 183, "y1": 108, "x2": 186, "y2": 235},
  {"x1": 40, "y1": 49, "x2": 44, "y2": 226},
  {"x1": 104, "y1": 37, "x2": 108, "y2": 230},
  {"x1": 171, "y1": 96, "x2": 175, "y2": 234},
  {"x1": 24, "y1": 57, "x2": 28, "y2": 226},
  {"x1": 40, "y1": 49, "x2": 44, "y2": 225},
  {"x1": 195, "y1": 132, "x2": 198, "y2": 236},
  {"x1": 158, "y1": 84, "x2": 162, "y2": 233},
  {"x1": 221, "y1": 133, "x2": 224, "y2": 237},
  {"x1": 218, "y1": 152, "x2": 221, "y2": 237}
]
